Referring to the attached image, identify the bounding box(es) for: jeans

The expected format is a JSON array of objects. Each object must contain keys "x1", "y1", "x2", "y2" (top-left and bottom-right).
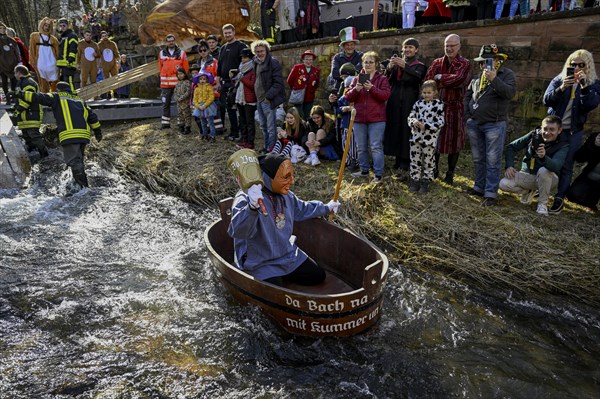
[
  {"x1": 353, "y1": 122, "x2": 386, "y2": 176},
  {"x1": 402, "y1": 1, "x2": 417, "y2": 28},
  {"x1": 495, "y1": 0, "x2": 519, "y2": 17},
  {"x1": 201, "y1": 116, "x2": 216, "y2": 137},
  {"x1": 467, "y1": 119, "x2": 507, "y2": 198},
  {"x1": 257, "y1": 100, "x2": 277, "y2": 151},
  {"x1": 555, "y1": 129, "x2": 583, "y2": 199}
]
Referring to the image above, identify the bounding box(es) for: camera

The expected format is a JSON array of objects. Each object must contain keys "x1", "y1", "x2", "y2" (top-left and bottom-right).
[
  {"x1": 531, "y1": 131, "x2": 544, "y2": 154},
  {"x1": 358, "y1": 73, "x2": 369, "y2": 84}
]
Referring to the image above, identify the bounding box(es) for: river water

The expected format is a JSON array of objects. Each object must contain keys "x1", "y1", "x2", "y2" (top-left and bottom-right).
[{"x1": 1, "y1": 157, "x2": 599, "y2": 398}]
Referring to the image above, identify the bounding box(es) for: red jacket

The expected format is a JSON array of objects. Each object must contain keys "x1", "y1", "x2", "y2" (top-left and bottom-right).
[
  {"x1": 345, "y1": 71, "x2": 391, "y2": 123},
  {"x1": 286, "y1": 63, "x2": 320, "y2": 103},
  {"x1": 159, "y1": 47, "x2": 189, "y2": 89},
  {"x1": 240, "y1": 69, "x2": 257, "y2": 103}
]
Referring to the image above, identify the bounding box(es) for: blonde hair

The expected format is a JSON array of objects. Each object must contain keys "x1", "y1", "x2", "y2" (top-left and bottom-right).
[
  {"x1": 421, "y1": 80, "x2": 438, "y2": 95},
  {"x1": 362, "y1": 51, "x2": 380, "y2": 65},
  {"x1": 285, "y1": 107, "x2": 302, "y2": 135},
  {"x1": 562, "y1": 49, "x2": 597, "y2": 84}
]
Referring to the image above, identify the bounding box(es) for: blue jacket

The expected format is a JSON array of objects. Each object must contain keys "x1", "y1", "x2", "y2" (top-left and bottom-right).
[
  {"x1": 227, "y1": 172, "x2": 329, "y2": 281},
  {"x1": 543, "y1": 76, "x2": 600, "y2": 133}
]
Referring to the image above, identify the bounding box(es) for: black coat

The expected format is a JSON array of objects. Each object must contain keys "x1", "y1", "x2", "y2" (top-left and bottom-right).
[
  {"x1": 383, "y1": 58, "x2": 427, "y2": 164},
  {"x1": 254, "y1": 53, "x2": 285, "y2": 109}
]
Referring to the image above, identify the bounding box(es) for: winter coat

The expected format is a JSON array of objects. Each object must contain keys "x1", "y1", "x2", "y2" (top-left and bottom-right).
[
  {"x1": 14, "y1": 74, "x2": 43, "y2": 129},
  {"x1": 505, "y1": 127, "x2": 570, "y2": 175},
  {"x1": 159, "y1": 46, "x2": 189, "y2": 89},
  {"x1": 328, "y1": 50, "x2": 364, "y2": 90},
  {"x1": 0, "y1": 34, "x2": 20, "y2": 74},
  {"x1": 253, "y1": 53, "x2": 286, "y2": 109},
  {"x1": 193, "y1": 82, "x2": 215, "y2": 108},
  {"x1": 344, "y1": 71, "x2": 391, "y2": 123},
  {"x1": 543, "y1": 75, "x2": 600, "y2": 133},
  {"x1": 464, "y1": 65, "x2": 517, "y2": 123},
  {"x1": 287, "y1": 63, "x2": 320, "y2": 103}
]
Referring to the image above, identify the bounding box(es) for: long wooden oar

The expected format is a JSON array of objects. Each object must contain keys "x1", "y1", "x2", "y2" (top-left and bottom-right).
[{"x1": 329, "y1": 108, "x2": 356, "y2": 221}]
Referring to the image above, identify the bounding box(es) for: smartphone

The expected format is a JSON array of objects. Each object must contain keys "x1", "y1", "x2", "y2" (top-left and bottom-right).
[
  {"x1": 358, "y1": 73, "x2": 369, "y2": 84},
  {"x1": 566, "y1": 67, "x2": 575, "y2": 78},
  {"x1": 485, "y1": 58, "x2": 493, "y2": 71}
]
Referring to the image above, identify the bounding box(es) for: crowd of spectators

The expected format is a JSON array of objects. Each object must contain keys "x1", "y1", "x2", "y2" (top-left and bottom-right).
[{"x1": 156, "y1": 21, "x2": 600, "y2": 213}]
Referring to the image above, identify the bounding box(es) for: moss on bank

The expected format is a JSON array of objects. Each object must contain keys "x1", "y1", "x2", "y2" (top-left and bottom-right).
[{"x1": 92, "y1": 120, "x2": 600, "y2": 307}]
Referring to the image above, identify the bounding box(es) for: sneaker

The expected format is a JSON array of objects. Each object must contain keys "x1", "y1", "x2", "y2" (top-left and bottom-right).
[
  {"x1": 536, "y1": 204, "x2": 549, "y2": 216},
  {"x1": 304, "y1": 156, "x2": 313, "y2": 165},
  {"x1": 520, "y1": 190, "x2": 535, "y2": 205},
  {"x1": 351, "y1": 170, "x2": 370, "y2": 178},
  {"x1": 548, "y1": 197, "x2": 564, "y2": 214},
  {"x1": 467, "y1": 188, "x2": 484, "y2": 197},
  {"x1": 481, "y1": 197, "x2": 497, "y2": 207},
  {"x1": 371, "y1": 175, "x2": 382, "y2": 183},
  {"x1": 160, "y1": 124, "x2": 170, "y2": 130},
  {"x1": 209, "y1": 136, "x2": 216, "y2": 143},
  {"x1": 311, "y1": 156, "x2": 321, "y2": 166}
]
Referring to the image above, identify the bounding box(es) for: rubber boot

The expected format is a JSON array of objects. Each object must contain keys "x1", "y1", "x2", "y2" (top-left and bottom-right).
[
  {"x1": 408, "y1": 179, "x2": 420, "y2": 193},
  {"x1": 418, "y1": 179, "x2": 429, "y2": 194},
  {"x1": 71, "y1": 163, "x2": 89, "y2": 188}
]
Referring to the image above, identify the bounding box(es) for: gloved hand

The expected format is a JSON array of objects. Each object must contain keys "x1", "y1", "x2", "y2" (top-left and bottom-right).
[
  {"x1": 326, "y1": 200, "x2": 341, "y2": 214},
  {"x1": 299, "y1": 10, "x2": 305, "y2": 18},
  {"x1": 247, "y1": 184, "x2": 263, "y2": 210},
  {"x1": 94, "y1": 128, "x2": 102, "y2": 142}
]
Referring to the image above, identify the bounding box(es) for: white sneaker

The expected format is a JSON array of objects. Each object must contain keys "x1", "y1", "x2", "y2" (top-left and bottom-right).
[
  {"x1": 520, "y1": 190, "x2": 535, "y2": 204},
  {"x1": 311, "y1": 156, "x2": 321, "y2": 166},
  {"x1": 304, "y1": 156, "x2": 312, "y2": 165},
  {"x1": 371, "y1": 175, "x2": 382, "y2": 183},
  {"x1": 536, "y1": 204, "x2": 548, "y2": 216}
]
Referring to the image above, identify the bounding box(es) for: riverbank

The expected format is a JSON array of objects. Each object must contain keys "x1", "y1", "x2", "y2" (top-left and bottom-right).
[{"x1": 93, "y1": 120, "x2": 600, "y2": 307}]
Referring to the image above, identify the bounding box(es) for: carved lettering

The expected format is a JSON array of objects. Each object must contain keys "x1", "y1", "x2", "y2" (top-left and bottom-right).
[{"x1": 286, "y1": 317, "x2": 307, "y2": 330}]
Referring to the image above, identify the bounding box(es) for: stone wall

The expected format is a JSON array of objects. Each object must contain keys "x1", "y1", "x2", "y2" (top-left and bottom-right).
[{"x1": 271, "y1": 7, "x2": 600, "y2": 136}]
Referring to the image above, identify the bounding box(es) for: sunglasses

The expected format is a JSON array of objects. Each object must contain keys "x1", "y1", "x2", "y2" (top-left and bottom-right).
[
  {"x1": 199, "y1": 49, "x2": 207, "y2": 52},
  {"x1": 570, "y1": 62, "x2": 586, "y2": 68}
]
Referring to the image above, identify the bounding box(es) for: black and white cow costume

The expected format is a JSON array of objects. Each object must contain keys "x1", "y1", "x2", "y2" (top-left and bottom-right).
[{"x1": 407, "y1": 99, "x2": 445, "y2": 182}]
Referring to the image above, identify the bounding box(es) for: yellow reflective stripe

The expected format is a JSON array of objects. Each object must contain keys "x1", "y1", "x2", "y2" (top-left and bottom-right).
[
  {"x1": 18, "y1": 99, "x2": 30, "y2": 109},
  {"x1": 24, "y1": 91, "x2": 33, "y2": 102},
  {"x1": 59, "y1": 97, "x2": 73, "y2": 131},
  {"x1": 59, "y1": 129, "x2": 91, "y2": 142},
  {"x1": 18, "y1": 120, "x2": 42, "y2": 128}
]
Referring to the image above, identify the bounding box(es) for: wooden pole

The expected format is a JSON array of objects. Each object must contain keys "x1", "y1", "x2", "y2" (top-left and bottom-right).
[
  {"x1": 329, "y1": 108, "x2": 356, "y2": 222},
  {"x1": 373, "y1": 0, "x2": 380, "y2": 31}
]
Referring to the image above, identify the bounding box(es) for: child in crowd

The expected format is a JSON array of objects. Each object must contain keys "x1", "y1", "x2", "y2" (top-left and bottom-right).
[
  {"x1": 407, "y1": 80, "x2": 445, "y2": 193},
  {"x1": 193, "y1": 71, "x2": 217, "y2": 142},
  {"x1": 173, "y1": 68, "x2": 192, "y2": 135},
  {"x1": 271, "y1": 107, "x2": 308, "y2": 161},
  {"x1": 334, "y1": 75, "x2": 359, "y2": 171},
  {"x1": 189, "y1": 64, "x2": 202, "y2": 133},
  {"x1": 233, "y1": 48, "x2": 257, "y2": 149}
]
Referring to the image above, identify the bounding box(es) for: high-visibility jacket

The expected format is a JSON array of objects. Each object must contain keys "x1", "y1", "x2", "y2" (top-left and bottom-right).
[
  {"x1": 22, "y1": 90, "x2": 100, "y2": 144},
  {"x1": 159, "y1": 47, "x2": 189, "y2": 89},
  {"x1": 57, "y1": 29, "x2": 78, "y2": 68},
  {"x1": 15, "y1": 74, "x2": 43, "y2": 129}
]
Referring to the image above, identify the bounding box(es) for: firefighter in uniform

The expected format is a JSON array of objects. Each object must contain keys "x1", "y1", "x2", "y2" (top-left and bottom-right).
[
  {"x1": 18, "y1": 81, "x2": 102, "y2": 188},
  {"x1": 13, "y1": 65, "x2": 49, "y2": 158},
  {"x1": 158, "y1": 34, "x2": 189, "y2": 129},
  {"x1": 56, "y1": 18, "x2": 79, "y2": 91}
]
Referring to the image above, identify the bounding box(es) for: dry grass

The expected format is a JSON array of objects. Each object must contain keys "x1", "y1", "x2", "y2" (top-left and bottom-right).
[{"x1": 92, "y1": 120, "x2": 600, "y2": 307}]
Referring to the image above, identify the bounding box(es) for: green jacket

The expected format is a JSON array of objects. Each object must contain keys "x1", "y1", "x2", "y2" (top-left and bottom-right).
[{"x1": 504, "y1": 127, "x2": 570, "y2": 175}]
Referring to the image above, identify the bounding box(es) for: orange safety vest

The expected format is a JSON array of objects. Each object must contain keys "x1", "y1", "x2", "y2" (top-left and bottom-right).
[{"x1": 159, "y1": 47, "x2": 189, "y2": 89}]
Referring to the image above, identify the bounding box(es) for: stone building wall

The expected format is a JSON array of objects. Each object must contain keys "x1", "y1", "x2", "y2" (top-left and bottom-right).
[{"x1": 270, "y1": 7, "x2": 600, "y2": 136}]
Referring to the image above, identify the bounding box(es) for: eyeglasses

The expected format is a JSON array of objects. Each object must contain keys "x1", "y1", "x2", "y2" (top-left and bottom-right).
[
  {"x1": 570, "y1": 62, "x2": 586, "y2": 68},
  {"x1": 363, "y1": 60, "x2": 375, "y2": 64}
]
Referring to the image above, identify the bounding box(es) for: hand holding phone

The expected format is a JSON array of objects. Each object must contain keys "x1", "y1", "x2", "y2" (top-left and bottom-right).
[
  {"x1": 358, "y1": 73, "x2": 369, "y2": 85},
  {"x1": 485, "y1": 58, "x2": 493, "y2": 71},
  {"x1": 566, "y1": 67, "x2": 575, "y2": 78}
]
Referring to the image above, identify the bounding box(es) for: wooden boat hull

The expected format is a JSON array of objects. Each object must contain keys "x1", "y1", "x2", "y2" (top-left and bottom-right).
[{"x1": 204, "y1": 198, "x2": 389, "y2": 337}]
